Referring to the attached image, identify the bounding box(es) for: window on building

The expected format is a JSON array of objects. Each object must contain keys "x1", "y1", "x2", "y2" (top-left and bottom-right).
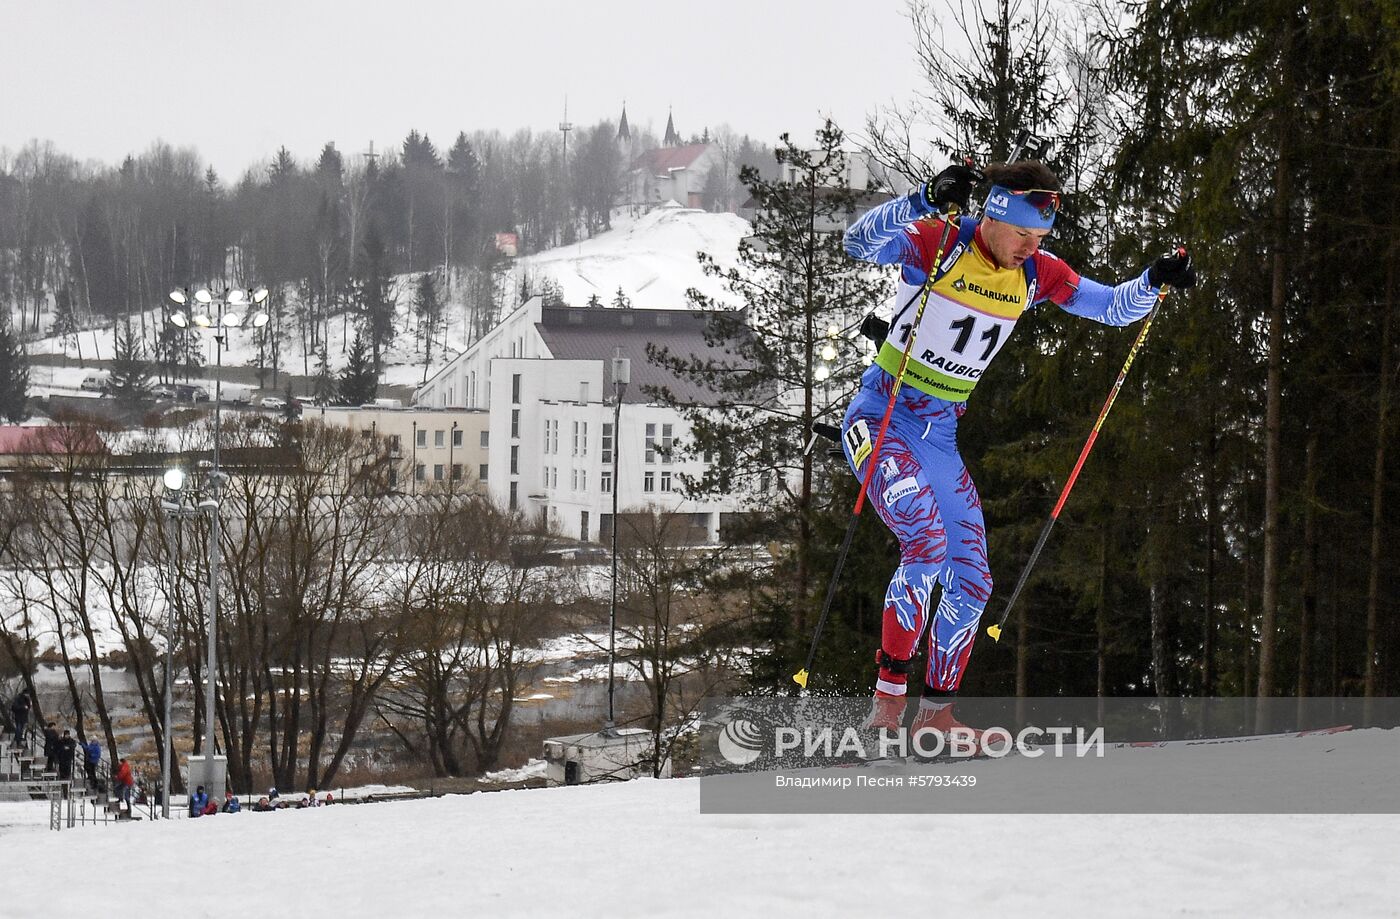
[
  {"x1": 543, "y1": 466, "x2": 550, "y2": 489},
  {"x1": 580, "y1": 422, "x2": 588, "y2": 456},
  {"x1": 388, "y1": 468, "x2": 398, "y2": 488},
  {"x1": 415, "y1": 464, "x2": 425, "y2": 482},
  {"x1": 645, "y1": 423, "x2": 656, "y2": 463},
  {"x1": 388, "y1": 435, "x2": 401, "y2": 455},
  {"x1": 511, "y1": 409, "x2": 520, "y2": 439},
  {"x1": 579, "y1": 470, "x2": 586, "y2": 492},
  {"x1": 643, "y1": 471, "x2": 655, "y2": 493},
  {"x1": 660, "y1": 470, "x2": 672, "y2": 493},
  {"x1": 601, "y1": 470, "x2": 612, "y2": 493},
  {"x1": 571, "y1": 469, "x2": 578, "y2": 491},
  {"x1": 416, "y1": 429, "x2": 427, "y2": 448},
  {"x1": 661, "y1": 423, "x2": 673, "y2": 464},
  {"x1": 510, "y1": 445, "x2": 519, "y2": 475},
  {"x1": 433, "y1": 464, "x2": 444, "y2": 481},
  {"x1": 452, "y1": 428, "x2": 463, "y2": 448},
  {"x1": 512, "y1": 373, "x2": 522, "y2": 405},
  {"x1": 579, "y1": 382, "x2": 589, "y2": 404},
  {"x1": 509, "y1": 482, "x2": 518, "y2": 510},
  {"x1": 451, "y1": 464, "x2": 462, "y2": 481},
  {"x1": 601, "y1": 423, "x2": 614, "y2": 464},
  {"x1": 435, "y1": 430, "x2": 445, "y2": 448},
  {"x1": 572, "y1": 420, "x2": 580, "y2": 456},
  {"x1": 580, "y1": 511, "x2": 590, "y2": 541},
  {"x1": 479, "y1": 464, "x2": 489, "y2": 482},
  {"x1": 480, "y1": 430, "x2": 489, "y2": 448},
  {"x1": 360, "y1": 428, "x2": 372, "y2": 440},
  {"x1": 551, "y1": 467, "x2": 558, "y2": 488}
]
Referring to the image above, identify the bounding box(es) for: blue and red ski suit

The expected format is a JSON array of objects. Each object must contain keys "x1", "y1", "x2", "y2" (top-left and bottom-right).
[{"x1": 841, "y1": 189, "x2": 1162, "y2": 697}]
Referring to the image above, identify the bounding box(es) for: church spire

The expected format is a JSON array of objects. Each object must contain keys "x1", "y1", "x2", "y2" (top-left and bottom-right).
[
  {"x1": 663, "y1": 108, "x2": 680, "y2": 146},
  {"x1": 617, "y1": 101, "x2": 631, "y2": 142}
]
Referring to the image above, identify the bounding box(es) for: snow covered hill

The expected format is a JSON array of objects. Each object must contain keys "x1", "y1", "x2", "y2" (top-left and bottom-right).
[
  {"x1": 515, "y1": 203, "x2": 748, "y2": 310},
  {"x1": 25, "y1": 206, "x2": 749, "y2": 395},
  {"x1": 3, "y1": 727, "x2": 1395, "y2": 918}
]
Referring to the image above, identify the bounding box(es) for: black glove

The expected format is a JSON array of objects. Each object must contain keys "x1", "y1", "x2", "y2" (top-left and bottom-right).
[
  {"x1": 1147, "y1": 247, "x2": 1197, "y2": 289},
  {"x1": 922, "y1": 162, "x2": 984, "y2": 214},
  {"x1": 859, "y1": 312, "x2": 890, "y2": 344}
]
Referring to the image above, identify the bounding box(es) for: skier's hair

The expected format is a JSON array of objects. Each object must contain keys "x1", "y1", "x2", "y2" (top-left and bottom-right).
[{"x1": 983, "y1": 161, "x2": 1060, "y2": 192}]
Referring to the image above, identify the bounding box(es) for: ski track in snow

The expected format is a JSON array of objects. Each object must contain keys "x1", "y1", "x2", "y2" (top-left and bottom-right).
[{"x1": 1, "y1": 730, "x2": 1395, "y2": 918}]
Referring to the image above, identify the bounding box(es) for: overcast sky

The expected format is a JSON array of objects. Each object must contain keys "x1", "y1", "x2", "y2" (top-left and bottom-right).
[{"x1": 1, "y1": 0, "x2": 923, "y2": 179}]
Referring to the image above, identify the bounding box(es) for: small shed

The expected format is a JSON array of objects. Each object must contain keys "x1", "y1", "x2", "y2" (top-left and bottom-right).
[{"x1": 542, "y1": 728, "x2": 669, "y2": 786}]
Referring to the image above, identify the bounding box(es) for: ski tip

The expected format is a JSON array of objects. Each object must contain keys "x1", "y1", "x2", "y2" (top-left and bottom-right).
[
  {"x1": 792, "y1": 669, "x2": 809, "y2": 689},
  {"x1": 986, "y1": 624, "x2": 1002, "y2": 642}
]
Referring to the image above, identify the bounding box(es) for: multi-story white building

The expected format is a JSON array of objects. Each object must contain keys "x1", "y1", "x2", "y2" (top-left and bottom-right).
[
  {"x1": 314, "y1": 404, "x2": 490, "y2": 494},
  {"x1": 416, "y1": 298, "x2": 742, "y2": 543}
]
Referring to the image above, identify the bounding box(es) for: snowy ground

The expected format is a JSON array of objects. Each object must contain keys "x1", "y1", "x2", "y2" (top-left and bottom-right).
[{"x1": 2, "y1": 730, "x2": 1395, "y2": 918}]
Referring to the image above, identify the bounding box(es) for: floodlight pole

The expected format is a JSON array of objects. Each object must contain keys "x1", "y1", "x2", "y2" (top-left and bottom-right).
[
  {"x1": 203, "y1": 328, "x2": 223, "y2": 784},
  {"x1": 159, "y1": 510, "x2": 177, "y2": 819},
  {"x1": 167, "y1": 285, "x2": 267, "y2": 802}
]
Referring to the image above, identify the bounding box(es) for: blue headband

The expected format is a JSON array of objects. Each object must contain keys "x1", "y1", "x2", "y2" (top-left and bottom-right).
[{"x1": 982, "y1": 184, "x2": 1058, "y2": 229}]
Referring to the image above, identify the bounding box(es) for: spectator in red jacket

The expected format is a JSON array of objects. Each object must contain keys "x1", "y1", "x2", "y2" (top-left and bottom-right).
[{"x1": 113, "y1": 757, "x2": 135, "y2": 816}]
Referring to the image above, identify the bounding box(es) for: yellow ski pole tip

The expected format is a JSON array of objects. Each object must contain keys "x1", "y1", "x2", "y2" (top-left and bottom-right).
[
  {"x1": 792, "y1": 669, "x2": 809, "y2": 688},
  {"x1": 986, "y1": 624, "x2": 1002, "y2": 642}
]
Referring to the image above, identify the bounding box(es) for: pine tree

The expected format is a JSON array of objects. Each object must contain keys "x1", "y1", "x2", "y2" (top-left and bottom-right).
[
  {"x1": 611, "y1": 287, "x2": 631, "y2": 309},
  {"x1": 0, "y1": 319, "x2": 30, "y2": 422},
  {"x1": 356, "y1": 223, "x2": 395, "y2": 371},
  {"x1": 414, "y1": 272, "x2": 443, "y2": 382},
  {"x1": 338, "y1": 332, "x2": 378, "y2": 406},
  {"x1": 313, "y1": 345, "x2": 336, "y2": 404},
  {"x1": 108, "y1": 323, "x2": 153, "y2": 408},
  {"x1": 647, "y1": 121, "x2": 890, "y2": 685}
]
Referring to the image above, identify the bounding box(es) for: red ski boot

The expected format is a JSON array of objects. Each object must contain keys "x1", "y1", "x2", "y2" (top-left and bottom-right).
[
  {"x1": 860, "y1": 692, "x2": 908, "y2": 732},
  {"x1": 909, "y1": 700, "x2": 984, "y2": 758}
]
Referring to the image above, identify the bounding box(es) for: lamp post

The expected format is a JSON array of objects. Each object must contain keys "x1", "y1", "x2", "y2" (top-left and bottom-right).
[
  {"x1": 157, "y1": 466, "x2": 201, "y2": 819},
  {"x1": 606, "y1": 349, "x2": 629, "y2": 733},
  {"x1": 166, "y1": 286, "x2": 269, "y2": 802}
]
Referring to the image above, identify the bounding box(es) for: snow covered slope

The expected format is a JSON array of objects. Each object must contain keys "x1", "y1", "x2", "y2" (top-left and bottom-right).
[
  {"x1": 516, "y1": 203, "x2": 748, "y2": 310},
  {"x1": 3, "y1": 728, "x2": 1395, "y2": 918}
]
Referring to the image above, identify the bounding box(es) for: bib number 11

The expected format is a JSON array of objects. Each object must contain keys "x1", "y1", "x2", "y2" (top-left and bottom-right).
[{"x1": 949, "y1": 316, "x2": 1002, "y2": 362}]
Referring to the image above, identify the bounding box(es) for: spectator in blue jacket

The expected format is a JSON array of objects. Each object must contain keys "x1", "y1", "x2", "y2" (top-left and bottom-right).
[
  {"x1": 222, "y1": 791, "x2": 240, "y2": 813},
  {"x1": 83, "y1": 739, "x2": 101, "y2": 790},
  {"x1": 189, "y1": 785, "x2": 208, "y2": 818}
]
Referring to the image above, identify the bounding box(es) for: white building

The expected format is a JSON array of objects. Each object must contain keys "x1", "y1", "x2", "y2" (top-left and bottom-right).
[{"x1": 416, "y1": 297, "x2": 742, "y2": 543}]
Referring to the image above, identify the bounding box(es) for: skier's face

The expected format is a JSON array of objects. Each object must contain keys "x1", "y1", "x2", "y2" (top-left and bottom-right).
[{"x1": 982, "y1": 219, "x2": 1050, "y2": 269}]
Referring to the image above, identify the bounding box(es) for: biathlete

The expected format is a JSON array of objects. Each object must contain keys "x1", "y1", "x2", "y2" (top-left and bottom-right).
[{"x1": 840, "y1": 160, "x2": 1196, "y2": 737}]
